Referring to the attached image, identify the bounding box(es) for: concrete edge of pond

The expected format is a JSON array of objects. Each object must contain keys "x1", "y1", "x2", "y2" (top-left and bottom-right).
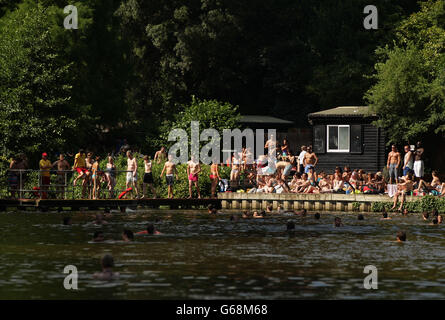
[{"x1": 217, "y1": 193, "x2": 417, "y2": 212}]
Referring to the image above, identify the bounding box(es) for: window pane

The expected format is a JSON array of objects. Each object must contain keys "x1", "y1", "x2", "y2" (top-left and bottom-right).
[
  {"x1": 328, "y1": 126, "x2": 338, "y2": 150},
  {"x1": 313, "y1": 125, "x2": 326, "y2": 154},
  {"x1": 339, "y1": 126, "x2": 349, "y2": 150}
]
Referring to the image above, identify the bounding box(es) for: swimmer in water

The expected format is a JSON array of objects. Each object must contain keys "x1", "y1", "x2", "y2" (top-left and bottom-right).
[
  {"x1": 357, "y1": 214, "x2": 364, "y2": 220},
  {"x1": 334, "y1": 217, "x2": 343, "y2": 227},
  {"x1": 381, "y1": 212, "x2": 392, "y2": 220},
  {"x1": 93, "y1": 254, "x2": 120, "y2": 280},
  {"x1": 136, "y1": 223, "x2": 161, "y2": 235},
  {"x1": 396, "y1": 231, "x2": 406, "y2": 242},
  {"x1": 93, "y1": 213, "x2": 108, "y2": 225},
  {"x1": 122, "y1": 229, "x2": 134, "y2": 242},
  {"x1": 438, "y1": 215, "x2": 443, "y2": 224},
  {"x1": 295, "y1": 209, "x2": 307, "y2": 216},
  {"x1": 92, "y1": 231, "x2": 105, "y2": 242},
  {"x1": 286, "y1": 220, "x2": 295, "y2": 230},
  {"x1": 63, "y1": 217, "x2": 72, "y2": 225},
  {"x1": 422, "y1": 212, "x2": 429, "y2": 221},
  {"x1": 314, "y1": 212, "x2": 321, "y2": 220},
  {"x1": 242, "y1": 211, "x2": 251, "y2": 219},
  {"x1": 253, "y1": 211, "x2": 265, "y2": 219}
]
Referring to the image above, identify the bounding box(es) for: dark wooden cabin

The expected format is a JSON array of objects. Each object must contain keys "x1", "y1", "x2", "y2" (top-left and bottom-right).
[{"x1": 307, "y1": 106, "x2": 386, "y2": 173}]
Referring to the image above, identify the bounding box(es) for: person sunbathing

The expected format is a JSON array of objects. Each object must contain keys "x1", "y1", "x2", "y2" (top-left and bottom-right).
[
  {"x1": 318, "y1": 172, "x2": 333, "y2": 193},
  {"x1": 391, "y1": 173, "x2": 414, "y2": 211}
]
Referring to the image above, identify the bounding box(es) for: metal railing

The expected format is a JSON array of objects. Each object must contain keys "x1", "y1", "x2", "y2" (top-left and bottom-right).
[{"x1": 4, "y1": 169, "x2": 136, "y2": 200}]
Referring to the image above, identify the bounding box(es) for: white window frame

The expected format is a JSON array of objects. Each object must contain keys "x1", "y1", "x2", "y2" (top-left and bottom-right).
[{"x1": 327, "y1": 125, "x2": 350, "y2": 153}]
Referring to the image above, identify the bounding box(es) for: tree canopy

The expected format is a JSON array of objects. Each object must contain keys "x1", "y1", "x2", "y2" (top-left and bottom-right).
[
  {"x1": 366, "y1": 0, "x2": 445, "y2": 144},
  {"x1": 2, "y1": 0, "x2": 439, "y2": 167}
]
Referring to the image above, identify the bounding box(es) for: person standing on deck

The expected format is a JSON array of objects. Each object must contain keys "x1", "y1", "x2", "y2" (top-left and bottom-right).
[
  {"x1": 73, "y1": 149, "x2": 89, "y2": 199},
  {"x1": 187, "y1": 155, "x2": 201, "y2": 199},
  {"x1": 303, "y1": 146, "x2": 318, "y2": 173},
  {"x1": 126, "y1": 151, "x2": 139, "y2": 198},
  {"x1": 402, "y1": 145, "x2": 414, "y2": 176},
  {"x1": 414, "y1": 141, "x2": 425, "y2": 181},
  {"x1": 154, "y1": 146, "x2": 167, "y2": 164},
  {"x1": 39, "y1": 153, "x2": 52, "y2": 199},
  {"x1": 297, "y1": 146, "x2": 307, "y2": 174},
  {"x1": 387, "y1": 145, "x2": 401, "y2": 184},
  {"x1": 160, "y1": 154, "x2": 179, "y2": 199},
  {"x1": 52, "y1": 154, "x2": 70, "y2": 199},
  {"x1": 142, "y1": 155, "x2": 156, "y2": 199}
]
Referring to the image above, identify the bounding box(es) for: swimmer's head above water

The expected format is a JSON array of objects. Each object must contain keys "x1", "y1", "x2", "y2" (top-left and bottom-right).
[
  {"x1": 122, "y1": 229, "x2": 134, "y2": 242},
  {"x1": 396, "y1": 231, "x2": 406, "y2": 242}
]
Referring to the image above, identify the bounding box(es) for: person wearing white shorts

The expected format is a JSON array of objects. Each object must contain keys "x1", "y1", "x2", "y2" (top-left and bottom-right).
[
  {"x1": 126, "y1": 151, "x2": 139, "y2": 197},
  {"x1": 413, "y1": 160, "x2": 424, "y2": 178},
  {"x1": 126, "y1": 171, "x2": 137, "y2": 183}
]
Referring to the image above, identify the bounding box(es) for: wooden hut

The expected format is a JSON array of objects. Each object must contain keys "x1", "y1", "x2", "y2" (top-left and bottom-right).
[{"x1": 307, "y1": 106, "x2": 386, "y2": 173}]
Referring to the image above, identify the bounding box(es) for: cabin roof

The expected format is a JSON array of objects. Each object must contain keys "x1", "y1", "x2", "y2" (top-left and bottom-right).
[
  {"x1": 308, "y1": 106, "x2": 375, "y2": 119},
  {"x1": 239, "y1": 115, "x2": 294, "y2": 125}
]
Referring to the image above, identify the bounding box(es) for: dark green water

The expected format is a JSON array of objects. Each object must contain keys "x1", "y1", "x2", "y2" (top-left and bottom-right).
[{"x1": 1, "y1": 210, "x2": 444, "y2": 299}]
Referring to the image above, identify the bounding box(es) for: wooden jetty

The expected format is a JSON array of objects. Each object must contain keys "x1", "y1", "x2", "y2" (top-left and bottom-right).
[
  {"x1": 218, "y1": 193, "x2": 414, "y2": 212},
  {"x1": 0, "y1": 193, "x2": 415, "y2": 212}
]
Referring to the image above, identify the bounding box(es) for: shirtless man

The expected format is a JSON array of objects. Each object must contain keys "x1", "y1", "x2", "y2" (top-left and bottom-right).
[
  {"x1": 276, "y1": 160, "x2": 292, "y2": 181},
  {"x1": 414, "y1": 141, "x2": 424, "y2": 180},
  {"x1": 387, "y1": 145, "x2": 401, "y2": 184},
  {"x1": 187, "y1": 155, "x2": 201, "y2": 198},
  {"x1": 52, "y1": 154, "x2": 70, "y2": 199},
  {"x1": 402, "y1": 145, "x2": 414, "y2": 176},
  {"x1": 126, "y1": 151, "x2": 139, "y2": 197},
  {"x1": 209, "y1": 158, "x2": 221, "y2": 198},
  {"x1": 160, "y1": 154, "x2": 179, "y2": 199},
  {"x1": 93, "y1": 254, "x2": 119, "y2": 281},
  {"x1": 142, "y1": 155, "x2": 156, "y2": 199},
  {"x1": 154, "y1": 146, "x2": 167, "y2": 164},
  {"x1": 303, "y1": 146, "x2": 318, "y2": 173},
  {"x1": 72, "y1": 149, "x2": 89, "y2": 198},
  {"x1": 391, "y1": 173, "x2": 414, "y2": 211}
]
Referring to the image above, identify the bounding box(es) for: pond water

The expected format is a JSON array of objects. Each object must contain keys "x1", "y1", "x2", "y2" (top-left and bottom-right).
[{"x1": 0, "y1": 210, "x2": 444, "y2": 299}]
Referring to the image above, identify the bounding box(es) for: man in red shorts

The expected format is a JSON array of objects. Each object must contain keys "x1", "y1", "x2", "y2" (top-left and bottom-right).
[
  {"x1": 187, "y1": 155, "x2": 201, "y2": 199},
  {"x1": 72, "y1": 149, "x2": 89, "y2": 198}
]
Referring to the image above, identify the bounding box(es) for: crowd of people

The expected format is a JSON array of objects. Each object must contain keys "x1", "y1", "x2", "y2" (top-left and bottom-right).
[{"x1": 5, "y1": 138, "x2": 443, "y2": 210}]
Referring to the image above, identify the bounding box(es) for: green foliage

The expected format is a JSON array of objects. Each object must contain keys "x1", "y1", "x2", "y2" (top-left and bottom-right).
[
  {"x1": 371, "y1": 195, "x2": 445, "y2": 213},
  {"x1": 159, "y1": 96, "x2": 241, "y2": 150},
  {"x1": 0, "y1": 2, "x2": 77, "y2": 158},
  {"x1": 366, "y1": 0, "x2": 445, "y2": 144},
  {"x1": 352, "y1": 202, "x2": 361, "y2": 211}
]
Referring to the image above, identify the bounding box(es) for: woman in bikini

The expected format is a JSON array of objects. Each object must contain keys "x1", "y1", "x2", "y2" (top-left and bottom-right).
[
  {"x1": 230, "y1": 152, "x2": 241, "y2": 188},
  {"x1": 105, "y1": 156, "x2": 116, "y2": 198},
  {"x1": 91, "y1": 155, "x2": 101, "y2": 199},
  {"x1": 210, "y1": 158, "x2": 220, "y2": 198}
]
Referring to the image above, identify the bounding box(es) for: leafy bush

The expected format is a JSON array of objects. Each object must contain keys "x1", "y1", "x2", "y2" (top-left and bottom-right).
[{"x1": 371, "y1": 195, "x2": 445, "y2": 213}]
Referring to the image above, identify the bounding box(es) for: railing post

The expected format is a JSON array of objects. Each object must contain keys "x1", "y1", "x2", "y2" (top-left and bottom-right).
[{"x1": 19, "y1": 170, "x2": 22, "y2": 199}]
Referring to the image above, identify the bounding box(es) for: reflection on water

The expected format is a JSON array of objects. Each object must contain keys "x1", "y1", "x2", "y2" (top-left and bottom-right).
[{"x1": 0, "y1": 210, "x2": 444, "y2": 299}]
